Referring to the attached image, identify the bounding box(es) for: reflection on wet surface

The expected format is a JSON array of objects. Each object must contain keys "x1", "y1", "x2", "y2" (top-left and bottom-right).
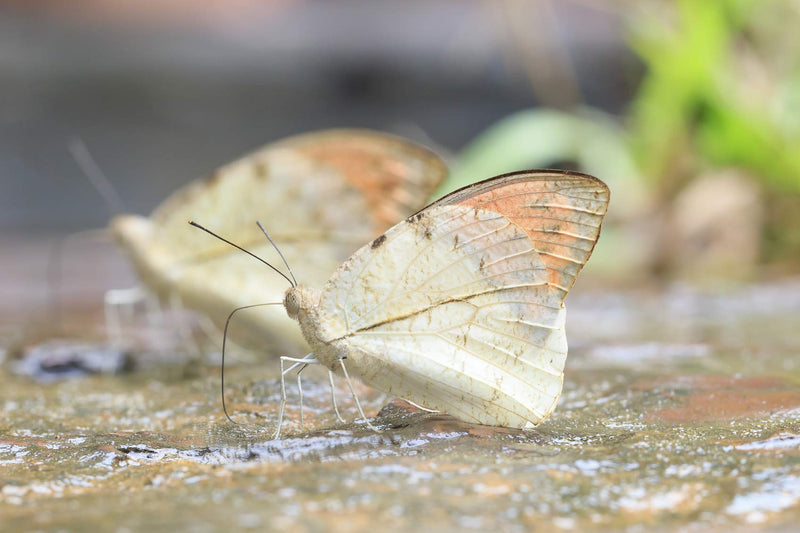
[{"x1": 1, "y1": 277, "x2": 799, "y2": 531}]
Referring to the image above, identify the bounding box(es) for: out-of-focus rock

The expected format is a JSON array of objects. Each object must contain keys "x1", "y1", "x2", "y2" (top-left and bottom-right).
[
  {"x1": 664, "y1": 170, "x2": 762, "y2": 281},
  {"x1": 10, "y1": 339, "x2": 133, "y2": 382}
]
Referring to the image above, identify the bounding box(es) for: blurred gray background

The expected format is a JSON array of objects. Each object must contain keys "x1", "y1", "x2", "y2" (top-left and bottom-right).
[{"x1": 1, "y1": 0, "x2": 634, "y2": 231}]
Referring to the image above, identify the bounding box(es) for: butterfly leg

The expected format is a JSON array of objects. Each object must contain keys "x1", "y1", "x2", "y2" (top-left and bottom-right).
[
  {"x1": 103, "y1": 292, "x2": 122, "y2": 347},
  {"x1": 402, "y1": 398, "x2": 439, "y2": 413},
  {"x1": 144, "y1": 290, "x2": 163, "y2": 328},
  {"x1": 296, "y1": 363, "x2": 309, "y2": 428},
  {"x1": 169, "y1": 292, "x2": 203, "y2": 358},
  {"x1": 339, "y1": 358, "x2": 381, "y2": 433},
  {"x1": 274, "y1": 353, "x2": 318, "y2": 439},
  {"x1": 103, "y1": 285, "x2": 146, "y2": 347},
  {"x1": 328, "y1": 370, "x2": 345, "y2": 423}
]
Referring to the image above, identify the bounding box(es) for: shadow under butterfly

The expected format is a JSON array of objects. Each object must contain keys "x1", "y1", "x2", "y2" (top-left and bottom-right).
[
  {"x1": 194, "y1": 170, "x2": 610, "y2": 436},
  {"x1": 110, "y1": 129, "x2": 448, "y2": 355}
]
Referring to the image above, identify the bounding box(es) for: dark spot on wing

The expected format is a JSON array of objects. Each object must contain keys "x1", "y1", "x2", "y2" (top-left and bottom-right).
[
  {"x1": 406, "y1": 212, "x2": 424, "y2": 223},
  {"x1": 407, "y1": 212, "x2": 433, "y2": 239},
  {"x1": 207, "y1": 170, "x2": 222, "y2": 186},
  {"x1": 253, "y1": 161, "x2": 268, "y2": 179},
  {"x1": 371, "y1": 234, "x2": 387, "y2": 249}
]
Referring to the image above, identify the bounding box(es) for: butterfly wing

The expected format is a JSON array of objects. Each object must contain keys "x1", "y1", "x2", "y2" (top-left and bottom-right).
[
  {"x1": 313, "y1": 170, "x2": 609, "y2": 427},
  {"x1": 111, "y1": 129, "x2": 447, "y2": 351},
  {"x1": 148, "y1": 128, "x2": 447, "y2": 259}
]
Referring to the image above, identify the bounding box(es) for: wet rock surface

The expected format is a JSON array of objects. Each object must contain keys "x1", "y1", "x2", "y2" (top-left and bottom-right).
[
  {"x1": 10, "y1": 340, "x2": 133, "y2": 381},
  {"x1": 1, "y1": 280, "x2": 799, "y2": 531}
]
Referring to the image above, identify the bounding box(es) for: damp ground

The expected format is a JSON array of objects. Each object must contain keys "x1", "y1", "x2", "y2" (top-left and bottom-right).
[{"x1": 1, "y1": 271, "x2": 799, "y2": 532}]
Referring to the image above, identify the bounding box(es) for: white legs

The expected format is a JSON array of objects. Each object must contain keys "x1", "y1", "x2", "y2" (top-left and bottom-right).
[
  {"x1": 275, "y1": 353, "x2": 318, "y2": 439},
  {"x1": 270, "y1": 355, "x2": 378, "y2": 438},
  {"x1": 329, "y1": 370, "x2": 345, "y2": 423},
  {"x1": 402, "y1": 399, "x2": 438, "y2": 413},
  {"x1": 339, "y1": 359, "x2": 381, "y2": 433},
  {"x1": 104, "y1": 286, "x2": 147, "y2": 346},
  {"x1": 104, "y1": 288, "x2": 208, "y2": 358},
  {"x1": 169, "y1": 292, "x2": 203, "y2": 357}
]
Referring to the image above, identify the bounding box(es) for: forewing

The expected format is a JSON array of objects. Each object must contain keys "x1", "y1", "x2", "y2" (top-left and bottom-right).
[
  {"x1": 317, "y1": 170, "x2": 609, "y2": 427},
  {"x1": 434, "y1": 170, "x2": 609, "y2": 299},
  {"x1": 148, "y1": 129, "x2": 447, "y2": 266}
]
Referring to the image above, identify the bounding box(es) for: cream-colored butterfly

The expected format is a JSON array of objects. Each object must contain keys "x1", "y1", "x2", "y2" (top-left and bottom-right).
[
  {"x1": 199, "y1": 169, "x2": 609, "y2": 433},
  {"x1": 110, "y1": 129, "x2": 447, "y2": 352}
]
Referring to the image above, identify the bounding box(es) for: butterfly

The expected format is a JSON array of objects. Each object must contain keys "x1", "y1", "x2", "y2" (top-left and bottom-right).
[
  {"x1": 226, "y1": 169, "x2": 608, "y2": 432},
  {"x1": 110, "y1": 129, "x2": 447, "y2": 352}
]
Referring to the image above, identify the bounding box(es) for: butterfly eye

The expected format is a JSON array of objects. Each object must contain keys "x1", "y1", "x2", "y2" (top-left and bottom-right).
[{"x1": 284, "y1": 289, "x2": 301, "y2": 318}]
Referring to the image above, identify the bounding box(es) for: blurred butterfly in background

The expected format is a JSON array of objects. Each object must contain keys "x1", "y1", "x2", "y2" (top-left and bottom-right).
[
  {"x1": 111, "y1": 129, "x2": 447, "y2": 354},
  {"x1": 196, "y1": 169, "x2": 609, "y2": 432}
]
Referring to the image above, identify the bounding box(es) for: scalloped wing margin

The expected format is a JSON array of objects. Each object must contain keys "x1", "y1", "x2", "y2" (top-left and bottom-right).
[{"x1": 435, "y1": 170, "x2": 609, "y2": 301}]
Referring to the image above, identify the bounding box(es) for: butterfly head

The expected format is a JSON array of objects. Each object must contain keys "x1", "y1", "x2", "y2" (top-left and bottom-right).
[
  {"x1": 283, "y1": 286, "x2": 320, "y2": 320},
  {"x1": 284, "y1": 284, "x2": 345, "y2": 371},
  {"x1": 284, "y1": 285, "x2": 333, "y2": 364}
]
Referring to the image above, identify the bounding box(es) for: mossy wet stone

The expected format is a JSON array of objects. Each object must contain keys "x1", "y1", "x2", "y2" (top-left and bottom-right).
[{"x1": 2, "y1": 281, "x2": 800, "y2": 531}]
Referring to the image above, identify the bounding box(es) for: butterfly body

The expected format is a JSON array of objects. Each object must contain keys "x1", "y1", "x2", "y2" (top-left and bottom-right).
[{"x1": 282, "y1": 170, "x2": 609, "y2": 429}]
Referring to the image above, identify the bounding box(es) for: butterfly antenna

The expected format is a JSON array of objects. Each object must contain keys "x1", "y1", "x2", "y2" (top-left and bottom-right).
[
  {"x1": 189, "y1": 221, "x2": 295, "y2": 288},
  {"x1": 220, "y1": 302, "x2": 284, "y2": 425},
  {"x1": 68, "y1": 137, "x2": 126, "y2": 217},
  {"x1": 256, "y1": 221, "x2": 297, "y2": 287}
]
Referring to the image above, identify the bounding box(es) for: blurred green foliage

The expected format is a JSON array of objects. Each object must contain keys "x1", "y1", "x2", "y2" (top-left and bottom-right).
[
  {"x1": 436, "y1": 109, "x2": 637, "y2": 198},
  {"x1": 440, "y1": 0, "x2": 800, "y2": 274},
  {"x1": 630, "y1": 0, "x2": 800, "y2": 195}
]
